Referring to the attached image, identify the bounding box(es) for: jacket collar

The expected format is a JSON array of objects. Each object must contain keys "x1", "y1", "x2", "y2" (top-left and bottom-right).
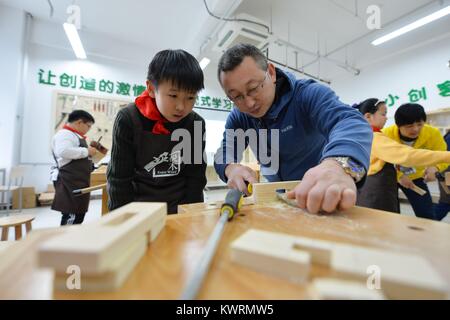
[{"x1": 262, "y1": 68, "x2": 315, "y2": 121}]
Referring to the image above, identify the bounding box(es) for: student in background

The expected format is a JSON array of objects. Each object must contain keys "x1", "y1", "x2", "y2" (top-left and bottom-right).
[
  {"x1": 383, "y1": 103, "x2": 449, "y2": 220},
  {"x1": 107, "y1": 50, "x2": 207, "y2": 214},
  {"x1": 51, "y1": 110, "x2": 97, "y2": 225},
  {"x1": 355, "y1": 99, "x2": 450, "y2": 214}
]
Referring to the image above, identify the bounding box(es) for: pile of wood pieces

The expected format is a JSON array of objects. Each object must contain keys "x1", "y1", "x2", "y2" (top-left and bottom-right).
[
  {"x1": 226, "y1": 180, "x2": 448, "y2": 300},
  {"x1": 231, "y1": 228, "x2": 448, "y2": 300},
  {"x1": 0, "y1": 202, "x2": 166, "y2": 298}
]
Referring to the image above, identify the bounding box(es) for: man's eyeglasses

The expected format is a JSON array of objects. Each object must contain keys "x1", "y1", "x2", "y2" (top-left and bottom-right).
[{"x1": 228, "y1": 71, "x2": 269, "y2": 105}]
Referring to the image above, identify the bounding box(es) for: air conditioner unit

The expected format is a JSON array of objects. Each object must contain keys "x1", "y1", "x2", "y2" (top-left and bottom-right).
[{"x1": 212, "y1": 19, "x2": 271, "y2": 52}]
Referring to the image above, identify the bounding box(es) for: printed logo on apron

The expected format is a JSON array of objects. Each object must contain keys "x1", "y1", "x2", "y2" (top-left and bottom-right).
[{"x1": 144, "y1": 150, "x2": 181, "y2": 178}]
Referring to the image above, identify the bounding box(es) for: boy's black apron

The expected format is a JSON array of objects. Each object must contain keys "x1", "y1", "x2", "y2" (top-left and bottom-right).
[
  {"x1": 128, "y1": 105, "x2": 187, "y2": 214},
  {"x1": 52, "y1": 136, "x2": 92, "y2": 215},
  {"x1": 357, "y1": 163, "x2": 400, "y2": 213}
]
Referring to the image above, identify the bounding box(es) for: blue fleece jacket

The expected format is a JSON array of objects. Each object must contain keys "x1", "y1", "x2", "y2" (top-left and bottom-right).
[{"x1": 214, "y1": 69, "x2": 373, "y2": 183}]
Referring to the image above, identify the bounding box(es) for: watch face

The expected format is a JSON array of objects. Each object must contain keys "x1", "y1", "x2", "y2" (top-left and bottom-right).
[
  {"x1": 347, "y1": 158, "x2": 365, "y2": 174},
  {"x1": 396, "y1": 165, "x2": 416, "y2": 175}
]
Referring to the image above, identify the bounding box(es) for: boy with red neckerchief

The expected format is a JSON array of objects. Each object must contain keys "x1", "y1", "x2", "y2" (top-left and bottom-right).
[{"x1": 107, "y1": 50, "x2": 207, "y2": 214}]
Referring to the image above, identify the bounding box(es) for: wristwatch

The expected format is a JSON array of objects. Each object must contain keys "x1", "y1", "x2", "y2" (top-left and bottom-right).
[{"x1": 326, "y1": 157, "x2": 366, "y2": 183}]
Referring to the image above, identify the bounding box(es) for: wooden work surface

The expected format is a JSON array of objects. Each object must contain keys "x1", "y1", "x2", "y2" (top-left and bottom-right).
[
  {"x1": 90, "y1": 166, "x2": 108, "y2": 215},
  {"x1": 53, "y1": 201, "x2": 450, "y2": 300}
]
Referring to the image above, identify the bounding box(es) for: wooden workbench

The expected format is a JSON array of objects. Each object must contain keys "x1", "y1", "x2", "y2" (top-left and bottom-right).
[
  {"x1": 90, "y1": 166, "x2": 108, "y2": 215},
  {"x1": 51, "y1": 201, "x2": 450, "y2": 300}
]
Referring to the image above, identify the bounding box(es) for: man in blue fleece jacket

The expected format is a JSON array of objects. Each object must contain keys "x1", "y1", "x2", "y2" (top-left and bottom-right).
[{"x1": 214, "y1": 44, "x2": 373, "y2": 214}]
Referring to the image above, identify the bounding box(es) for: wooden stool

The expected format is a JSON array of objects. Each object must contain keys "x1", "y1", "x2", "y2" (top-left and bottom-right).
[{"x1": 0, "y1": 214, "x2": 35, "y2": 241}]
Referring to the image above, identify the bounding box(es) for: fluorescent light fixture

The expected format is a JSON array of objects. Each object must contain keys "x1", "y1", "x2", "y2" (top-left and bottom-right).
[
  {"x1": 63, "y1": 22, "x2": 87, "y2": 59},
  {"x1": 199, "y1": 57, "x2": 210, "y2": 70},
  {"x1": 372, "y1": 5, "x2": 450, "y2": 46}
]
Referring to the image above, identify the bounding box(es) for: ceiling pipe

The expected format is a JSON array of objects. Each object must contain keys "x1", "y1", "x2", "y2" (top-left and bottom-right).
[
  {"x1": 274, "y1": 38, "x2": 361, "y2": 75},
  {"x1": 267, "y1": 56, "x2": 331, "y2": 84},
  {"x1": 302, "y1": 0, "x2": 440, "y2": 70}
]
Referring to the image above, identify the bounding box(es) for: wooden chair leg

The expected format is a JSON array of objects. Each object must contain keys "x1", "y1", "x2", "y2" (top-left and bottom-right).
[
  {"x1": 25, "y1": 221, "x2": 32, "y2": 233},
  {"x1": 1, "y1": 227, "x2": 9, "y2": 241},
  {"x1": 15, "y1": 225, "x2": 22, "y2": 240}
]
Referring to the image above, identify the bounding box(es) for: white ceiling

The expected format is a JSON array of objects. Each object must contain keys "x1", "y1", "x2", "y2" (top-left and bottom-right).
[
  {"x1": 1, "y1": 0, "x2": 449, "y2": 82},
  {"x1": 0, "y1": 0, "x2": 219, "y2": 54},
  {"x1": 234, "y1": 0, "x2": 450, "y2": 81}
]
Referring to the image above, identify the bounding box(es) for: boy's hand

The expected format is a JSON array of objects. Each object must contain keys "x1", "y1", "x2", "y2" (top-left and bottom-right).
[
  {"x1": 287, "y1": 159, "x2": 357, "y2": 214},
  {"x1": 225, "y1": 164, "x2": 258, "y2": 195},
  {"x1": 399, "y1": 175, "x2": 415, "y2": 189},
  {"x1": 88, "y1": 147, "x2": 97, "y2": 157},
  {"x1": 424, "y1": 167, "x2": 438, "y2": 182}
]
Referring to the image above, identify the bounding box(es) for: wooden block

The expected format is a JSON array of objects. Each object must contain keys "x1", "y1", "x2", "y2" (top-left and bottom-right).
[
  {"x1": 148, "y1": 214, "x2": 166, "y2": 243},
  {"x1": 230, "y1": 229, "x2": 311, "y2": 284},
  {"x1": 38, "y1": 192, "x2": 55, "y2": 206},
  {"x1": 230, "y1": 229, "x2": 449, "y2": 299},
  {"x1": 292, "y1": 237, "x2": 333, "y2": 266},
  {"x1": 252, "y1": 181, "x2": 300, "y2": 204},
  {"x1": 446, "y1": 172, "x2": 450, "y2": 186},
  {"x1": 411, "y1": 184, "x2": 427, "y2": 196},
  {"x1": 331, "y1": 245, "x2": 448, "y2": 300},
  {"x1": 0, "y1": 227, "x2": 76, "y2": 299},
  {"x1": 308, "y1": 278, "x2": 386, "y2": 300},
  {"x1": 38, "y1": 202, "x2": 166, "y2": 274},
  {"x1": 54, "y1": 235, "x2": 147, "y2": 292}
]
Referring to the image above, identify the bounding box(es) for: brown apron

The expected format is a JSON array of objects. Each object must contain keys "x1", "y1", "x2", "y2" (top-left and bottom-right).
[
  {"x1": 128, "y1": 105, "x2": 188, "y2": 214},
  {"x1": 51, "y1": 136, "x2": 92, "y2": 215},
  {"x1": 357, "y1": 163, "x2": 400, "y2": 213}
]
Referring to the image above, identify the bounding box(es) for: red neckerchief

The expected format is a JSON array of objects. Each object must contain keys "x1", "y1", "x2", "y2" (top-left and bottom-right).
[
  {"x1": 63, "y1": 124, "x2": 87, "y2": 139},
  {"x1": 372, "y1": 126, "x2": 382, "y2": 133},
  {"x1": 135, "y1": 90, "x2": 170, "y2": 135}
]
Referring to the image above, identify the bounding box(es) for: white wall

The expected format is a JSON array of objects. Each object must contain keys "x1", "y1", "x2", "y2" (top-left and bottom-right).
[
  {"x1": 0, "y1": 4, "x2": 26, "y2": 170},
  {"x1": 332, "y1": 34, "x2": 450, "y2": 127}
]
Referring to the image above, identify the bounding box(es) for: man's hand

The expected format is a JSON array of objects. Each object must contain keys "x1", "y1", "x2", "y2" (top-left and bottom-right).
[
  {"x1": 423, "y1": 167, "x2": 438, "y2": 182},
  {"x1": 225, "y1": 164, "x2": 258, "y2": 195},
  {"x1": 399, "y1": 175, "x2": 415, "y2": 189},
  {"x1": 286, "y1": 159, "x2": 357, "y2": 214},
  {"x1": 88, "y1": 147, "x2": 97, "y2": 157}
]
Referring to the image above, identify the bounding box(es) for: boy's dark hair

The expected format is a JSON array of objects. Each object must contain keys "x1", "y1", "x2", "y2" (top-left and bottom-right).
[
  {"x1": 395, "y1": 103, "x2": 427, "y2": 126},
  {"x1": 353, "y1": 98, "x2": 385, "y2": 115},
  {"x1": 217, "y1": 43, "x2": 268, "y2": 84},
  {"x1": 147, "y1": 49, "x2": 204, "y2": 93},
  {"x1": 68, "y1": 110, "x2": 95, "y2": 124}
]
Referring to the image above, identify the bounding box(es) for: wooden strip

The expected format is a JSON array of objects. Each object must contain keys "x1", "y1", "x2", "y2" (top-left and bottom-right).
[
  {"x1": 252, "y1": 181, "x2": 300, "y2": 204},
  {"x1": 411, "y1": 184, "x2": 427, "y2": 196},
  {"x1": 308, "y1": 278, "x2": 386, "y2": 300}
]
